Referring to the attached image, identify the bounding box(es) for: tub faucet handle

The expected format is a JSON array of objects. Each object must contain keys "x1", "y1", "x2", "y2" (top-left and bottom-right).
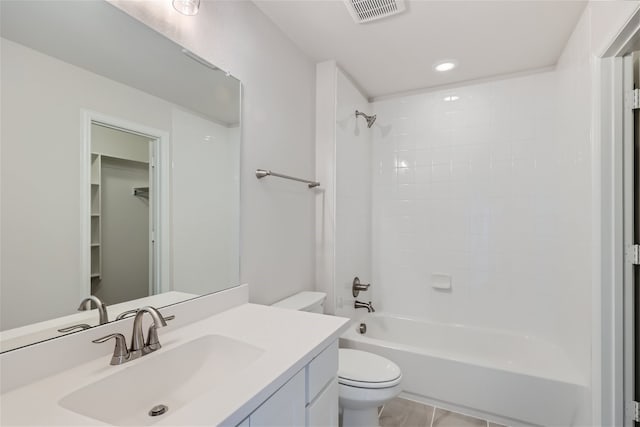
[{"x1": 352, "y1": 277, "x2": 371, "y2": 297}]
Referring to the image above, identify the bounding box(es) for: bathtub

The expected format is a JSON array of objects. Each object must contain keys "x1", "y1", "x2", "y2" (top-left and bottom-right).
[{"x1": 340, "y1": 313, "x2": 589, "y2": 427}]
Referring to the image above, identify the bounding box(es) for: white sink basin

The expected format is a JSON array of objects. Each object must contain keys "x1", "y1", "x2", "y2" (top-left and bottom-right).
[{"x1": 59, "y1": 334, "x2": 265, "y2": 425}]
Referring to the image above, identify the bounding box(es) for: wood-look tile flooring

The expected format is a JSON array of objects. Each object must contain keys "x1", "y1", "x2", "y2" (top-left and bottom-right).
[{"x1": 379, "y1": 398, "x2": 508, "y2": 427}]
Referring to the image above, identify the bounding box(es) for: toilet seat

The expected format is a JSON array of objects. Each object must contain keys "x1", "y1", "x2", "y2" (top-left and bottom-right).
[
  {"x1": 338, "y1": 349, "x2": 402, "y2": 389},
  {"x1": 339, "y1": 376, "x2": 402, "y2": 389}
]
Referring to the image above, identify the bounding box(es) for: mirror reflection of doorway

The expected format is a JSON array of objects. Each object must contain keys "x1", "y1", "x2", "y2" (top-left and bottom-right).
[{"x1": 90, "y1": 124, "x2": 153, "y2": 305}]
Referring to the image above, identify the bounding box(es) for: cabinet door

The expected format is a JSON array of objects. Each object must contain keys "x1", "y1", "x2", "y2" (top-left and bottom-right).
[
  {"x1": 306, "y1": 379, "x2": 339, "y2": 427},
  {"x1": 251, "y1": 369, "x2": 305, "y2": 427}
]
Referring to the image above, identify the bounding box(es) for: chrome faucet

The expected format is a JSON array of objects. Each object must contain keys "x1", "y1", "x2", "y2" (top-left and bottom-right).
[
  {"x1": 92, "y1": 306, "x2": 172, "y2": 365},
  {"x1": 354, "y1": 300, "x2": 375, "y2": 313},
  {"x1": 130, "y1": 306, "x2": 168, "y2": 358},
  {"x1": 77, "y1": 296, "x2": 108, "y2": 324}
]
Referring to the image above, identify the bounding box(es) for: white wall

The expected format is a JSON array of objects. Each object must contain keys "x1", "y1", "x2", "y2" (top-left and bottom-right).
[
  {"x1": 92, "y1": 124, "x2": 150, "y2": 163},
  {"x1": 553, "y1": 2, "x2": 593, "y2": 404},
  {"x1": 315, "y1": 61, "x2": 338, "y2": 315},
  {"x1": 315, "y1": 61, "x2": 372, "y2": 318},
  {"x1": 172, "y1": 108, "x2": 240, "y2": 295},
  {"x1": 112, "y1": 0, "x2": 317, "y2": 305},
  {"x1": 590, "y1": 1, "x2": 640, "y2": 57},
  {"x1": 335, "y1": 70, "x2": 372, "y2": 319}
]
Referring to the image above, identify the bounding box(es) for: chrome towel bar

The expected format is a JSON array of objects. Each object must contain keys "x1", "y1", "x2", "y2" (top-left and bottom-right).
[{"x1": 255, "y1": 169, "x2": 320, "y2": 188}]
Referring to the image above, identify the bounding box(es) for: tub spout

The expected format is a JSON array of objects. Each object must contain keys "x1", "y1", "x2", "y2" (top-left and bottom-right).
[{"x1": 354, "y1": 300, "x2": 375, "y2": 313}]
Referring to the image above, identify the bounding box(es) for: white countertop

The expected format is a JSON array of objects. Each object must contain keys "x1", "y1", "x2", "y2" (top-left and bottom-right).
[{"x1": 0, "y1": 303, "x2": 349, "y2": 426}]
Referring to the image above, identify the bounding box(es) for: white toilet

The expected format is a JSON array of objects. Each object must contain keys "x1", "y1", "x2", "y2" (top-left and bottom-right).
[{"x1": 272, "y1": 292, "x2": 403, "y2": 427}]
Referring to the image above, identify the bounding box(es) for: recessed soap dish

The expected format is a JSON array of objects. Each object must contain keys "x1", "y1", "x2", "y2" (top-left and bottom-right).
[{"x1": 431, "y1": 274, "x2": 451, "y2": 290}]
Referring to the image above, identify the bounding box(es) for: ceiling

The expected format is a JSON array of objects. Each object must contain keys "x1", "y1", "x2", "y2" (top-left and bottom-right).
[
  {"x1": 254, "y1": 0, "x2": 587, "y2": 99},
  {"x1": 1, "y1": 0, "x2": 240, "y2": 126}
]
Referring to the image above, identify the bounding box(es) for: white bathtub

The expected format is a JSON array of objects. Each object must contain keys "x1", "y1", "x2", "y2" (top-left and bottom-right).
[{"x1": 340, "y1": 313, "x2": 589, "y2": 427}]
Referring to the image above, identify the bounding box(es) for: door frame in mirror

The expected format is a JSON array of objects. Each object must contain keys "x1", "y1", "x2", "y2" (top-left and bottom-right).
[{"x1": 80, "y1": 110, "x2": 170, "y2": 299}]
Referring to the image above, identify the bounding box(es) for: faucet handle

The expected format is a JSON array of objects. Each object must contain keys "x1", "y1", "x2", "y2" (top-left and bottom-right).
[
  {"x1": 58, "y1": 324, "x2": 91, "y2": 333},
  {"x1": 146, "y1": 315, "x2": 175, "y2": 351},
  {"x1": 92, "y1": 333, "x2": 130, "y2": 365},
  {"x1": 352, "y1": 277, "x2": 371, "y2": 297},
  {"x1": 116, "y1": 309, "x2": 139, "y2": 320}
]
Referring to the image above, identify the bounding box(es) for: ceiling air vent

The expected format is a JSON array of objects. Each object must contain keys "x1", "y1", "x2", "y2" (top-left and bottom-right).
[{"x1": 343, "y1": 0, "x2": 406, "y2": 24}]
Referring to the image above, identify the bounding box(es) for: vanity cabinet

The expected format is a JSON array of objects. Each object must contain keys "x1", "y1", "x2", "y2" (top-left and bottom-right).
[
  {"x1": 250, "y1": 369, "x2": 306, "y2": 426},
  {"x1": 241, "y1": 340, "x2": 339, "y2": 427},
  {"x1": 306, "y1": 379, "x2": 339, "y2": 427},
  {"x1": 305, "y1": 340, "x2": 339, "y2": 426}
]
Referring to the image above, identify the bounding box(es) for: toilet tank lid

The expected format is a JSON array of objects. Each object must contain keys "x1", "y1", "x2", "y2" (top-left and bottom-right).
[{"x1": 271, "y1": 291, "x2": 327, "y2": 311}]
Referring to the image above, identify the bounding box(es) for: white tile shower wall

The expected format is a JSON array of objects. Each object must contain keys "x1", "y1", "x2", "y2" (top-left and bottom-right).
[
  {"x1": 335, "y1": 70, "x2": 372, "y2": 319},
  {"x1": 371, "y1": 70, "x2": 590, "y2": 378},
  {"x1": 554, "y1": 7, "x2": 592, "y2": 386}
]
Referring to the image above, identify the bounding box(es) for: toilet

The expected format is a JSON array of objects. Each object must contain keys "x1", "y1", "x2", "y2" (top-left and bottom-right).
[{"x1": 272, "y1": 292, "x2": 403, "y2": 427}]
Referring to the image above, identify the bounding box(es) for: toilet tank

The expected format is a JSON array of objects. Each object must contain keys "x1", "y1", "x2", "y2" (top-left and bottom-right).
[{"x1": 271, "y1": 291, "x2": 327, "y2": 313}]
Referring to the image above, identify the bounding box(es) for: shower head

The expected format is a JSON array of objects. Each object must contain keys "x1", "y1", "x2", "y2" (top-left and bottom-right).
[{"x1": 355, "y1": 110, "x2": 376, "y2": 128}]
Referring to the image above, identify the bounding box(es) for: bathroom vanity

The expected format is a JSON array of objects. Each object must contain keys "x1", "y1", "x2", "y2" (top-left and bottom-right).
[{"x1": 0, "y1": 285, "x2": 349, "y2": 426}]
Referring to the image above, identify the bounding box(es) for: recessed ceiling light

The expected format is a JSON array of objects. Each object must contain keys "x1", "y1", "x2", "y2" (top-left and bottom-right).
[
  {"x1": 444, "y1": 95, "x2": 459, "y2": 102},
  {"x1": 434, "y1": 61, "x2": 457, "y2": 72}
]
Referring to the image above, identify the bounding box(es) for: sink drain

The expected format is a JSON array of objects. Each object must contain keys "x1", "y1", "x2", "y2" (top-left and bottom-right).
[{"x1": 149, "y1": 404, "x2": 169, "y2": 417}]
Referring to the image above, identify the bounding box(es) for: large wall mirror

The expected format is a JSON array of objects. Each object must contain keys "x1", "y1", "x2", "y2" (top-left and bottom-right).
[{"x1": 0, "y1": 0, "x2": 241, "y2": 352}]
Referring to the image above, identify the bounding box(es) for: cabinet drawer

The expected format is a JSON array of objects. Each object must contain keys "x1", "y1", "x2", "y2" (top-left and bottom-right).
[
  {"x1": 306, "y1": 379, "x2": 339, "y2": 427},
  {"x1": 306, "y1": 340, "x2": 338, "y2": 403}
]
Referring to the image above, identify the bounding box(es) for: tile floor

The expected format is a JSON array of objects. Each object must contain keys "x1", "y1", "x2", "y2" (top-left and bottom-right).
[{"x1": 379, "y1": 398, "x2": 508, "y2": 427}]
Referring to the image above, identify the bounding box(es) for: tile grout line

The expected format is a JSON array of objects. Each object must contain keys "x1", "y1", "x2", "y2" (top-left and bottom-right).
[
  {"x1": 429, "y1": 405, "x2": 437, "y2": 427},
  {"x1": 394, "y1": 397, "x2": 503, "y2": 427}
]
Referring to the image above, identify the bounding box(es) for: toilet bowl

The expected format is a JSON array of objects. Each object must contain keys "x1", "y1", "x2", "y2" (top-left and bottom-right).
[
  {"x1": 338, "y1": 348, "x2": 402, "y2": 427},
  {"x1": 272, "y1": 292, "x2": 403, "y2": 427}
]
